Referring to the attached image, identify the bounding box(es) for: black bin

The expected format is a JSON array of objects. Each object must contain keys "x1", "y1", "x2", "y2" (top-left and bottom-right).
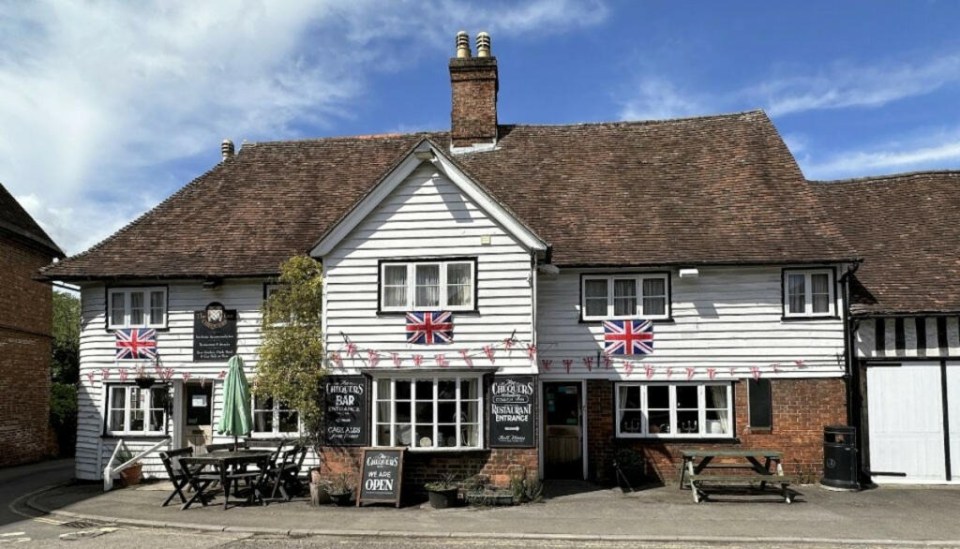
[{"x1": 821, "y1": 425, "x2": 859, "y2": 490}]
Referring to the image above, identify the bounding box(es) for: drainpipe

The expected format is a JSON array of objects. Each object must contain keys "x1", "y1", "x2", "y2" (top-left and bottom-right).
[{"x1": 838, "y1": 260, "x2": 861, "y2": 427}]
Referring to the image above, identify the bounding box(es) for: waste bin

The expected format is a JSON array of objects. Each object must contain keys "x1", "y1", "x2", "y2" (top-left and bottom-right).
[{"x1": 821, "y1": 425, "x2": 859, "y2": 490}]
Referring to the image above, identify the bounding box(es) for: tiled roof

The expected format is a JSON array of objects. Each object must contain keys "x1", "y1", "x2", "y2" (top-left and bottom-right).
[
  {"x1": 43, "y1": 110, "x2": 855, "y2": 280},
  {"x1": 0, "y1": 182, "x2": 63, "y2": 258},
  {"x1": 812, "y1": 171, "x2": 960, "y2": 315}
]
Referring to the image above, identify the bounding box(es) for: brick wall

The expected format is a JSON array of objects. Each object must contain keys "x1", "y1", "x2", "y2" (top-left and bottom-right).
[
  {"x1": 449, "y1": 57, "x2": 498, "y2": 147},
  {"x1": 317, "y1": 446, "x2": 538, "y2": 497},
  {"x1": 586, "y1": 378, "x2": 846, "y2": 484},
  {"x1": 0, "y1": 235, "x2": 55, "y2": 466}
]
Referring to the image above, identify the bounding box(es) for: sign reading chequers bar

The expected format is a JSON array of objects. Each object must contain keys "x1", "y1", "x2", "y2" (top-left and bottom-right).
[
  {"x1": 489, "y1": 376, "x2": 537, "y2": 448},
  {"x1": 323, "y1": 376, "x2": 368, "y2": 446}
]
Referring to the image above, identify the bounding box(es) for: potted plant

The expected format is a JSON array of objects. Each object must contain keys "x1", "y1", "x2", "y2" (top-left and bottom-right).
[
  {"x1": 327, "y1": 472, "x2": 354, "y2": 506},
  {"x1": 115, "y1": 447, "x2": 143, "y2": 486},
  {"x1": 309, "y1": 469, "x2": 332, "y2": 506},
  {"x1": 611, "y1": 446, "x2": 647, "y2": 491},
  {"x1": 424, "y1": 473, "x2": 459, "y2": 509}
]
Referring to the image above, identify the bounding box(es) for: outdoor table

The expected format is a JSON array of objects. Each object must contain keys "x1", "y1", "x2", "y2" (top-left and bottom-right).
[
  {"x1": 678, "y1": 449, "x2": 794, "y2": 503},
  {"x1": 179, "y1": 449, "x2": 273, "y2": 510}
]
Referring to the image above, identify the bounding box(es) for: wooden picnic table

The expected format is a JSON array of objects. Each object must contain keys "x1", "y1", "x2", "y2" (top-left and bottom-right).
[
  {"x1": 179, "y1": 449, "x2": 273, "y2": 510},
  {"x1": 678, "y1": 449, "x2": 794, "y2": 503}
]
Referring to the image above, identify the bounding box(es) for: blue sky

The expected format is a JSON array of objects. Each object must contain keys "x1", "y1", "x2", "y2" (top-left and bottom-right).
[{"x1": 2, "y1": 1, "x2": 959, "y2": 255}]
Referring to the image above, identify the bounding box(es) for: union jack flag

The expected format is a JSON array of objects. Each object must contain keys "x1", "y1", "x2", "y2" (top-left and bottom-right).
[
  {"x1": 115, "y1": 328, "x2": 158, "y2": 360},
  {"x1": 406, "y1": 311, "x2": 453, "y2": 345},
  {"x1": 603, "y1": 319, "x2": 654, "y2": 356}
]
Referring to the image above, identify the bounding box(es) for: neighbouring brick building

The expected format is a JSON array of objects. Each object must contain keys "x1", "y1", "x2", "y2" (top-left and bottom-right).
[
  {"x1": 41, "y1": 32, "x2": 956, "y2": 491},
  {"x1": 0, "y1": 183, "x2": 64, "y2": 467}
]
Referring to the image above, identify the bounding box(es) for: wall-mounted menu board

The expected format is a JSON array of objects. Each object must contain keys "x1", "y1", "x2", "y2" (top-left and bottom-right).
[
  {"x1": 357, "y1": 448, "x2": 404, "y2": 507},
  {"x1": 324, "y1": 376, "x2": 368, "y2": 446},
  {"x1": 193, "y1": 302, "x2": 237, "y2": 362},
  {"x1": 489, "y1": 376, "x2": 537, "y2": 448}
]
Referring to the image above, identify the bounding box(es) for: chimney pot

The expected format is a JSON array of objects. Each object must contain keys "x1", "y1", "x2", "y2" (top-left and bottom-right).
[
  {"x1": 456, "y1": 30, "x2": 471, "y2": 58},
  {"x1": 476, "y1": 32, "x2": 491, "y2": 57},
  {"x1": 221, "y1": 139, "x2": 235, "y2": 161}
]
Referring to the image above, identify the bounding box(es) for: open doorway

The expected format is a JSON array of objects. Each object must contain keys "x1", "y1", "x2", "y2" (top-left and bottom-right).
[
  {"x1": 182, "y1": 383, "x2": 213, "y2": 451},
  {"x1": 543, "y1": 382, "x2": 583, "y2": 479}
]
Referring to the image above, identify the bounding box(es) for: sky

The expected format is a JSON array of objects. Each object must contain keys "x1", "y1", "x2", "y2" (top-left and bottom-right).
[{"x1": 2, "y1": 1, "x2": 959, "y2": 256}]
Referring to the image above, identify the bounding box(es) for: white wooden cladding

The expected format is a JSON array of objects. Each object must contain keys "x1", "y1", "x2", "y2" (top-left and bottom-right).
[
  {"x1": 323, "y1": 164, "x2": 536, "y2": 374},
  {"x1": 537, "y1": 267, "x2": 846, "y2": 379},
  {"x1": 855, "y1": 317, "x2": 960, "y2": 359}
]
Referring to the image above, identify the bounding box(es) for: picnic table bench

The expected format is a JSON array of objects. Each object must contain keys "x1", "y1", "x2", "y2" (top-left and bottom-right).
[{"x1": 679, "y1": 449, "x2": 795, "y2": 504}]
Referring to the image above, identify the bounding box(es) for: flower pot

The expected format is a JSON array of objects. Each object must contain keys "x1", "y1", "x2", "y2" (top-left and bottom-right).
[
  {"x1": 310, "y1": 481, "x2": 332, "y2": 506},
  {"x1": 427, "y1": 488, "x2": 459, "y2": 509},
  {"x1": 329, "y1": 491, "x2": 353, "y2": 506},
  {"x1": 119, "y1": 462, "x2": 143, "y2": 486}
]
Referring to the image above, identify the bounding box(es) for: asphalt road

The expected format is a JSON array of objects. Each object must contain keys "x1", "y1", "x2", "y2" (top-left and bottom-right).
[{"x1": 0, "y1": 458, "x2": 247, "y2": 548}]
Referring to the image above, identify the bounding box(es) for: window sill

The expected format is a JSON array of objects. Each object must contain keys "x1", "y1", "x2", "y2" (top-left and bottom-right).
[
  {"x1": 102, "y1": 433, "x2": 168, "y2": 439},
  {"x1": 249, "y1": 433, "x2": 300, "y2": 439},
  {"x1": 375, "y1": 447, "x2": 488, "y2": 453},
  {"x1": 106, "y1": 326, "x2": 170, "y2": 332},
  {"x1": 376, "y1": 309, "x2": 479, "y2": 317},
  {"x1": 780, "y1": 315, "x2": 840, "y2": 322},
  {"x1": 615, "y1": 436, "x2": 740, "y2": 444},
  {"x1": 579, "y1": 317, "x2": 674, "y2": 325}
]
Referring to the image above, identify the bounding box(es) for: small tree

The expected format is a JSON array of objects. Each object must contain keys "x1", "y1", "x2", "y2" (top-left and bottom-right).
[{"x1": 256, "y1": 255, "x2": 327, "y2": 444}]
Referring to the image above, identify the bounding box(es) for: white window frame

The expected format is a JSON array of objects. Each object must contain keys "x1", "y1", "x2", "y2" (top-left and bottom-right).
[
  {"x1": 105, "y1": 384, "x2": 168, "y2": 436},
  {"x1": 250, "y1": 394, "x2": 301, "y2": 438},
  {"x1": 107, "y1": 286, "x2": 168, "y2": 329},
  {"x1": 783, "y1": 268, "x2": 835, "y2": 318},
  {"x1": 379, "y1": 260, "x2": 476, "y2": 312},
  {"x1": 581, "y1": 273, "x2": 670, "y2": 321},
  {"x1": 615, "y1": 382, "x2": 733, "y2": 439},
  {"x1": 372, "y1": 374, "x2": 484, "y2": 451}
]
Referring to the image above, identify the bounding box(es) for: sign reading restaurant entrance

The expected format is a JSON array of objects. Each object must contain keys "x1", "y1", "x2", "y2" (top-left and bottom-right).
[
  {"x1": 490, "y1": 376, "x2": 537, "y2": 447},
  {"x1": 357, "y1": 448, "x2": 405, "y2": 507}
]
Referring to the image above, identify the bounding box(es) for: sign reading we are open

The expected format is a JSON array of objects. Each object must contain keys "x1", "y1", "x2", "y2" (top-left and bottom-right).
[{"x1": 357, "y1": 448, "x2": 404, "y2": 507}]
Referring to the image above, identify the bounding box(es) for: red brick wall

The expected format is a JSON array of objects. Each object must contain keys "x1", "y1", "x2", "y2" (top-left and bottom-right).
[
  {"x1": 586, "y1": 378, "x2": 846, "y2": 484},
  {"x1": 449, "y1": 58, "x2": 498, "y2": 147},
  {"x1": 317, "y1": 446, "x2": 538, "y2": 496},
  {"x1": 0, "y1": 235, "x2": 55, "y2": 466}
]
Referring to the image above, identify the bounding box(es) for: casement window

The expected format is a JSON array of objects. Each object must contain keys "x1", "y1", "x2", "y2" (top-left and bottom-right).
[
  {"x1": 106, "y1": 385, "x2": 168, "y2": 435},
  {"x1": 783, "y1": 269, "x2": 834, "y2": 318},
  {"x1": 251, "y1": 395, "x2": 300, "y2": 437},
  {"x1": 581, "y1": 274, "x2": 670, "y2": 321},
  {"x1": 380, "y1": 260, "x2": 476, "y2": 312},
  {"x1": 372, "y1": 376, "x2": 482, "y2": 450},
  {"x1": 615, "y1": 383, "x2": 733, "y2": 438},
  {"x1": 108, "y1": 287, "x2": 168, "y2": 329}
]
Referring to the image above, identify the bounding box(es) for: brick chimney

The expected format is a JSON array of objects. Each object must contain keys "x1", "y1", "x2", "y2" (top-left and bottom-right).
[{"x1": 449, "y1": 31, "x2": 498, "y2": 149}]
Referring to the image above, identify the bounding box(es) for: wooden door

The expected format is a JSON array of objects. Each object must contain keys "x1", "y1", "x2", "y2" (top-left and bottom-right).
[{"x1": 544, "y1": 382, "x2": 582, "y2": 479}]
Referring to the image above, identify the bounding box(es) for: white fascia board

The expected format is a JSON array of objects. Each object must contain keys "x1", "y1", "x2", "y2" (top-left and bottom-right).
[
  {"x1": 431, "y1": 147, "x2": 547, "y2": 252},
  {"x1": 311, "y1": 141, "x2": 547, "y2": 257}
]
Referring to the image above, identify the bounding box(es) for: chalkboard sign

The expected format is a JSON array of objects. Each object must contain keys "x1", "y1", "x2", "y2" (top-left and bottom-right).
[
  {"x1": 324, "y1": 376, "x2": 368, "y2": 446},
  {"x1": 193, "y1": 302, "x2": 237, "y2": 362},
  {"x1": 357, "y1": 448, "x2": 404, "y2": 507},
  {"x1": 489, "y1": 376, "x2": 537, "y2": 448},
  {"x1": 748, "y1": 378, "x2": 773, "y2": 430}
]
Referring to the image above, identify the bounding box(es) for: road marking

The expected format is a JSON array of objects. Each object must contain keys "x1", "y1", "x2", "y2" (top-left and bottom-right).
[
  {"x1": 0, "y1": 534, "x2": 25, "y2": 537},
  {"x1": 32, "y1": 517, "x2": 63, "y2": 525}
]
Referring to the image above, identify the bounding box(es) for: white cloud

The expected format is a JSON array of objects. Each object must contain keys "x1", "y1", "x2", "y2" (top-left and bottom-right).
[
  {"x1": 618, "y1": 77, "x2": 708, "y2": 121},
  {"x1": 0, "y1": 0, "x2": 607, "y2": 256},
  {"x1": 752, "y1": 54, "x2": 960, "y2": 117},
  {"x1": 804, "y1": 131, "x2": 960, "y2": 180}
]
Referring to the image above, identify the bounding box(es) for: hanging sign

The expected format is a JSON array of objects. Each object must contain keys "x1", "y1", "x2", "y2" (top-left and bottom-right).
[
  {"x1": 193, "y1": 302, "x2": 237, "y2": 361},
  {"x1": 324, "y1": 376, "x2": 369, "y2": 446},
  {"x1": 357, "y1": 448, "x2": 405, "y2": 507},
  {"x1": 489, "y1": 376, "x2": 537, "y2": 448}
]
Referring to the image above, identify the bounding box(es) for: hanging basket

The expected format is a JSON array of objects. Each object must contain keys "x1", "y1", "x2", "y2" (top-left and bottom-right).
[{"x1": 134, "y1": 377, "x2": 156, "y2": 389}]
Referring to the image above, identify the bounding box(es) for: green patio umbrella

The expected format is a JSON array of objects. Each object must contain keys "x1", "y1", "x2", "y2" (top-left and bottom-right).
[{"x1": 217, "y1": 355, "x2": 252, "y2": 447}]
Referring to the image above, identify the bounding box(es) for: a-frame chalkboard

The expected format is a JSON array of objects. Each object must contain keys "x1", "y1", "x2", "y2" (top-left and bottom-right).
[{"x1": 357, "y1": 448, "x2": 405, "y2": 508}]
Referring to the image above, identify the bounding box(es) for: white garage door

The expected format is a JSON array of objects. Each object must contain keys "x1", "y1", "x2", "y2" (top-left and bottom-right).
[{"x1": 867, "y1": 362, "x2": 946, "y2": 483}]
